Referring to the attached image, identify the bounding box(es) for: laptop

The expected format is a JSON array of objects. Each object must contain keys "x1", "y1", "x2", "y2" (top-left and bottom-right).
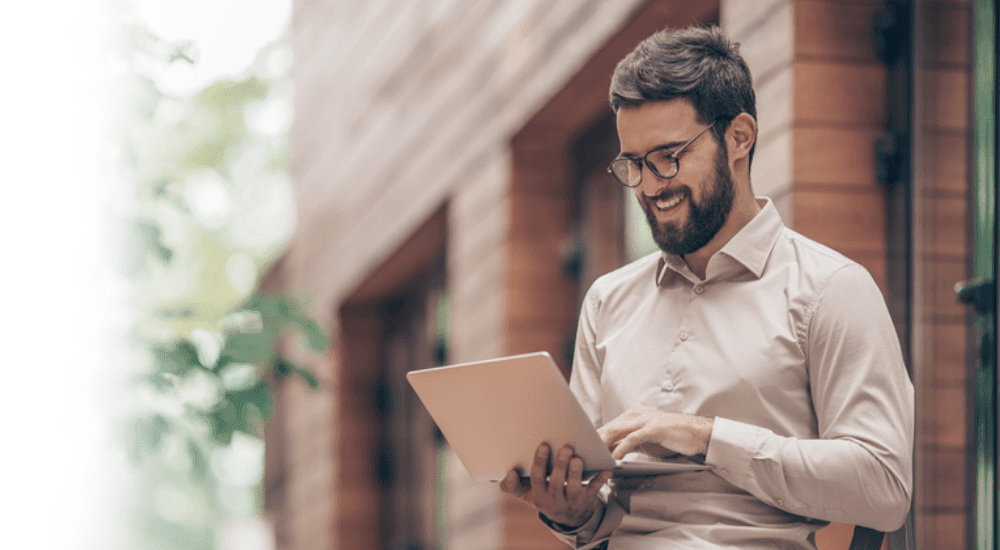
[{"x1": 405, "y1": 351, "x2": 708, "y2": 481}]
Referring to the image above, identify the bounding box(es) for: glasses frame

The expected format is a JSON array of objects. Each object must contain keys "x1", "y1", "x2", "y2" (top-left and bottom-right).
[{"x1": 607, "y1": 121, "x2": 718, "y2": 188}]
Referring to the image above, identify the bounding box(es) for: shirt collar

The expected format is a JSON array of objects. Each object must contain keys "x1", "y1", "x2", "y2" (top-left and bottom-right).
[{"x1": 656, "y1": 197, "x2": 784, "y2": 285}]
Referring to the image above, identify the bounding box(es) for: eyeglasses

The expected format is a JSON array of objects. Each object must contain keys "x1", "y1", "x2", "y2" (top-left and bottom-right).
[{"x1": 607, "y1": 121, "x2": 718, "y2": 188}]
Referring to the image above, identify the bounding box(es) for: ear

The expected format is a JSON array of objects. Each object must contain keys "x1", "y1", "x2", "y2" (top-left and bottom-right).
[{"x1": 725, "y1": 112, "x2": 756, "y2": 165}]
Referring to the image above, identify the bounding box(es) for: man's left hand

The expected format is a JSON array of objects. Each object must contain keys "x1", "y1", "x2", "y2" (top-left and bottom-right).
[{"x1": 598, "y1": 410, "x2": 714, "y2": 460}]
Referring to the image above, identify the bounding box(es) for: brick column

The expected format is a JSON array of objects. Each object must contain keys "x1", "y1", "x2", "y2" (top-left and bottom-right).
[{"x1": 723, "y1": 1, "x2": 892, "y2": 547}]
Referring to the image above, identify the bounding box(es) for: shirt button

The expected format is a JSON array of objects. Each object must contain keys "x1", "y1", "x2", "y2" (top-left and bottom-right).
[
  {"x1": 679, "y1": 332, "x2": 689, "y2": 341},
  {"x1": 719, "y1": 468, "x2": 729, "y2": 477},
  {"x1": 663, "y1": 382, "x2": 674, "y2": 391},
  {"x1": 694, "y1": 285, "x2": 704, "y2": 295},
  {"x1": 776, "y1": 499, "x2": 785, "y2": 507},
  {"x1": 642, "y1": 482, "x2": 653, "y2": 490}
]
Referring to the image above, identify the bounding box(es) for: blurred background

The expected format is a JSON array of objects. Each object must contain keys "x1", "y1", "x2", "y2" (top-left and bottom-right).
[{"x1": 4, "y1": 1, "x2": 997, "y2": 550}]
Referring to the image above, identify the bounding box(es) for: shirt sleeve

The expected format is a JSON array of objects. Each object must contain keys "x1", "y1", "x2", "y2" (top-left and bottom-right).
[
  {"x1": 704, "y1": 263, "x2": 914, "y2": 532},
  {"x1": 539, "y1": 286, "x2": 620, "y2": 548},
  {"x1": 538, "y1": 504, "x2": 605, "y2": 548},
  {"x1": 570, "y1": 287, "x2": 604, "y2": 427}
]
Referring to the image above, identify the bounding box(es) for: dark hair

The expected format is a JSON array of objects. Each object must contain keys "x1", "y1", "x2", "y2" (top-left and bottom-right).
[{"x1": 609, "y1": 26, "x2": 757, "y2": 163}]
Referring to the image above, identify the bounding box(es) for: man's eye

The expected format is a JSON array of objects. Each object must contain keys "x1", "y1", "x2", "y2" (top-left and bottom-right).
[{"x1": 648, "y1": 149, "x2": 676, "y2": 162}]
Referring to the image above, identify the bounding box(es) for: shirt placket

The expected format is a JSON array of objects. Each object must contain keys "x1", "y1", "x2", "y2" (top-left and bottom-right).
[{"x1": 659, "y1": 280, "x2": 701, "y2": 409}]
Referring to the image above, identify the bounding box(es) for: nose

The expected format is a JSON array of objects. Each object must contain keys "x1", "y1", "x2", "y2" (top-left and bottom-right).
[{"x1": 638, "y1": 167, "x2": 673, "y2": 197}]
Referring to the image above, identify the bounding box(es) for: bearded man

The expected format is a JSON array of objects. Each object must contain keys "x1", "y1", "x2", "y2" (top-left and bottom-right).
[{"x1": 500, "y1": 26, "x2": 913, "y2": 550}]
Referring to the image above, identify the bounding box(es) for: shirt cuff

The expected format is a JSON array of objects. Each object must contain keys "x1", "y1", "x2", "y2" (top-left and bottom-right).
[
  {"x1": 704, "y1": 416, "x2": 759, "y2": 488},
  {"x1": 539, "y1": 501, "x2": 604, "y2": 543}
]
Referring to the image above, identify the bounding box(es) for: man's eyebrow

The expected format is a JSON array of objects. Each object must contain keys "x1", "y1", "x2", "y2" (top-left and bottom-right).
[{"x1": 618, "y1": 140, "x2": 687, "y2": 158}]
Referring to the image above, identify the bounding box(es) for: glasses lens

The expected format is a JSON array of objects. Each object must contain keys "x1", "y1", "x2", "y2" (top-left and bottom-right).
[
  {"x1": 646, "y1": 150, "x2": 678, "y2": 179},
  {"x1": 610, "y1": 159, "x2": 642, "y2": 187}
]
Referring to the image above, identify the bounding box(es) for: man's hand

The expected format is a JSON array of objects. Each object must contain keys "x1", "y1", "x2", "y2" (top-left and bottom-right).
[
  {"x1": 598, "y1": 409, "x2": 714, "y2": 460},
  {"x1": 499, "y1": 444, "x2": 612, "y2": 529}
]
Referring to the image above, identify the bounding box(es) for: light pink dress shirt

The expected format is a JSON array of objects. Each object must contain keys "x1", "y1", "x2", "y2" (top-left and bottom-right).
[{"x1": 546, "y1": 199, "x2": 913, "y2": 549}]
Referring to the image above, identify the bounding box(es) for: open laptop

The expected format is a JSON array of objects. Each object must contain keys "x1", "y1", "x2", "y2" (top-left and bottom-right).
[{"x1": 406, "y1": 351, "x2": 708, "y2": 481}]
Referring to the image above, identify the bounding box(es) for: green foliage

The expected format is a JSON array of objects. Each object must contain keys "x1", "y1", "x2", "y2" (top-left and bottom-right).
[
  {"x1": 117, "y1": 23, "x2": 319, "y2": 550},
  {"x1": 275, "y1": 356, "x2": 321, "y2": 390},
  {"x1": 151, "y1": 340, "x2": 201, "y2": 376},
  {"x1": 127, "y1": 414, "x2": 171, "y2": 462},
  {"x1": 169, "y1": 77, "x2": 269, "y2": 175}
]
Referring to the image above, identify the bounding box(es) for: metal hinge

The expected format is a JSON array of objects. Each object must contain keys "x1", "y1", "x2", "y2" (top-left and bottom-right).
[
  {"x1": 873, "y1": 0, "x2": 910, "y2": 66},
  {"x1": 955, "y1": 278, "x2": 996, "y2": 315},
  {"x1": 874, "y1": 132, "x2": 909, "y2": 189},
  {"x1": 956, "y1": 279, "x2": 996, "y2": 369}
]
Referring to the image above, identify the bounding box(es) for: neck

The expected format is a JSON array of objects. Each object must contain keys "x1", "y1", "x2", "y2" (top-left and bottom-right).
[{"x1": 682, "y1": 194, "x2": 762, "y2": 280}]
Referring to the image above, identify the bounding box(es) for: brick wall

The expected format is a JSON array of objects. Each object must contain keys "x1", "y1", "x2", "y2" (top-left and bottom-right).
[
  {"x1": 724, "y1": 0, "x2": 890, "y2": 280},
  {"x1": 268, "y1": 346, "x2": 337, "y2": 550},
  {"x1": 283, "y1": 1, "x2": 654, "y2": 548},
  {"x1": 276, "y1": 0, "x2": 975, "y2": 548},
  {"x1": 446, "y1": 153, "x2": 508, "y2": 549},
  {"x1": 723, "y1": 2, "x2": 884, "y2": 547},
  {"x1": 285, "y1": 0, "x2": 649, "y2": 309},
  {"x1": 724, "y1": 0, "x2": 796, "y2": 224},
  {"x1": 502, "y1": 2, "x2": 721, "y2": 547},
  {"x1": 912, "y1": 2, "x2": 972, "y2": 548},
  {"x1": 262, "y1": 260, "x2": 338, "y2": 550},
  {"x1": 726, "y1": 0, "x2": 974, "y2": 548}
]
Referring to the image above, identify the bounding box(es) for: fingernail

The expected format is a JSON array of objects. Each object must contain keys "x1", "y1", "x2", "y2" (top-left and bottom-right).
[{"x1": 537, "y1": 445, "x2": 549, "y2": 457}]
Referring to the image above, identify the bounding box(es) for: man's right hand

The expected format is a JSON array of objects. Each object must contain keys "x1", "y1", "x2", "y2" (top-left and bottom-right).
[{"x1": 498, "y1": 443, "x2": 612, "y2": 529}]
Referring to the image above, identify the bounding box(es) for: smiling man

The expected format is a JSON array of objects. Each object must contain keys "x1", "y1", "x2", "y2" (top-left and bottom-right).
[{"x1": 500, "y1": 26, "x2": 913, "y2": 549}]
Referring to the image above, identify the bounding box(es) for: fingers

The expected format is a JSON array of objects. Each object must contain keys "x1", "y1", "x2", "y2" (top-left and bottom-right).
[
  {"x1": 499, "y1": 469, "x2": 528, "y2": 498},
  {"x1": 611, "y1": 426, "x2": 658, "y2": 459},
  {"x1": 598, "y1": 410, "x2": 644, "y2": 448},
  {"x1": 504, "y1": 444, "x2": 608, "y2": 528},
  {"x1": 548, "y1": 446, "x2": 573, "y2": 496},
  {"x1": 529, "y1": 444, "x2": 550, "y2": 501},
  {"x1": 563, "y1": 455, "x2": 584, "y2": 502},
  {"x1": 602, "y1": 409, "x2": 696, "y2": 459},
  {"x1": 597, "y1": 422, "x2": 622, "y2": 447}
]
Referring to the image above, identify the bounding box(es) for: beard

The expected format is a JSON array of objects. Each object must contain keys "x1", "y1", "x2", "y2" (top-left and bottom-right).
[{"x1": 641, "y1": 146, "x2": 735, "y2": 256}]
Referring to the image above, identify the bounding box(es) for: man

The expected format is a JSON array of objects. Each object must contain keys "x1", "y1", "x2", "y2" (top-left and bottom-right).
[{"x1": 500, "y1": 26, "x2": 913, "y2": 549}]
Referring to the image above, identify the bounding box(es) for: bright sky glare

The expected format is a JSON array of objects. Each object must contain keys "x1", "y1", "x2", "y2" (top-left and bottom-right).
[{"x1": 130, "y1": 0, "x2": 291, "y2": 95}]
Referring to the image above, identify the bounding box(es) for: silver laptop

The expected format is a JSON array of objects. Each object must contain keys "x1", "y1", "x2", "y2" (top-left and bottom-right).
[{"x1": 406, "y1": 351, "x2": 708, "y2": 481}]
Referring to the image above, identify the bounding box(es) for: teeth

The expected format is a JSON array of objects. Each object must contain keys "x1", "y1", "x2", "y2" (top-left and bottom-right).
[{"x1": 655, "y1": 195, "x2": 683, "y2": 210}]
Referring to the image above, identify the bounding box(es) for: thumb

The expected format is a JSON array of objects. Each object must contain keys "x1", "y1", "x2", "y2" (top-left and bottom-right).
[{"x1": 500, "y1": 470, "x2": 527, "y2": 497}]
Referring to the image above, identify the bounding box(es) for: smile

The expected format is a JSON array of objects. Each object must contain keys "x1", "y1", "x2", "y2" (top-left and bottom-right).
[{"x1": 653, "y1": 194, "x2": 685, "y2": 212}]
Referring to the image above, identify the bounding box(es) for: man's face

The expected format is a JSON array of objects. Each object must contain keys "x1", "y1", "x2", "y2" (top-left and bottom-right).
[{"x1": 616, "y1": 99, "x2": 735, "y2": 256}]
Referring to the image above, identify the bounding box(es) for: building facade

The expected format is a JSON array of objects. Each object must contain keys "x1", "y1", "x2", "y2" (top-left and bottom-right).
[{"x1": 264, "y1": 1, "x2": 995, "y2": 549}]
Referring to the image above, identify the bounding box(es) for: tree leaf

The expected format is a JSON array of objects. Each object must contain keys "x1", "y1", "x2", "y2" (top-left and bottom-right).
[
  {"x1": 273, "y1": 356, "x2": 320, "y2": 391},
  {"x1": 135, "y1": 220, "x2": 173, "y2": 263},
  {"x1": 265, "y1": 293, "x2": 329, "y2": 353},
  {"x1": 138, "y1": 372, "x2": 174, "y2": 391},
  {"x1": 220, "y1": 328, "x2": 277, "y2": 364},
  {"x1": 273, "y1": 356, "x2": 293, "y2": 379},
  {"x1": 206, "y1": 399, "x2": 240, "y2": 445},
  {"x1": 126, "y1": 414, "x2": 171, "y2": 463},
  {"x1": 226, "y1": 381, "x2": 273, "y2": 427},
  {"x1": 294, "y1": 364, "x2": 321, "y2": 391},
  {"x1": 187, "y1": 438, "x2": 209, "y2": 481},
  {"x1": 298, "y1": 318, "x2": 330, "y2": 353},
  {"x1": 151, "y1": 340, "x2": 201, "y2": 376}
]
